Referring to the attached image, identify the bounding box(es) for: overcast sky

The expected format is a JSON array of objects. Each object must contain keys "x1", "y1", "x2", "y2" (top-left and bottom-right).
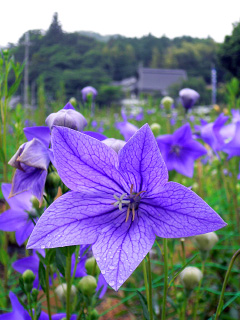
[{"x1": 1, "y1": 0, "x2": 240, "y2": 47}]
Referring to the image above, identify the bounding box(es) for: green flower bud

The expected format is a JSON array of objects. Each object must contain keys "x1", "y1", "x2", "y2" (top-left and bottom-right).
[
  {"x1": 45, "y1": 172, "x2": 61, "y2": 198},
  {"x1": 55, "y1": 283, "x2": 77, "y2": 303},
  {"x1": 193, "y1": 232, "x2": 219, "y2": 252},
  {"x1": 31, "y1": 288, "x2": 39, "y2": 303},
  {"x1": 85, "y1": 257, "x2": 100, "y2": 276},
  {"x1": 180, "y1": 266, "x2": 203, "y2": 290},
  {"x1": 69, "y1": 97, "x2": 77, "y2": 108},
  {"x1": 161, "y1": 96, "x2": 174, "y2": 111},
  {"x1": 23, "y1": 269, "x2": 35, "y2": 292},
  {"x1": 90, "y1": 309, "x2": 99, "y2": 320},
  {"x1": 176, "y1": 291, "x2": 184, "y2": 303},
  {"x1": 150, "y1": 123, "x2": 161, "y2": 136},
  {"x1": 31, "y1": 196, "x2": 40, "y2": 210},
  {"x1": 78, "y1": 275, "x2": 97, "y2": 296}
]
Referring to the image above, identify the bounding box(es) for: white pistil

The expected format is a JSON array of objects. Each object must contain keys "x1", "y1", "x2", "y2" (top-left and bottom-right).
[{"x1": 113, "y1": 193, "x2": 130, "y2": 211}]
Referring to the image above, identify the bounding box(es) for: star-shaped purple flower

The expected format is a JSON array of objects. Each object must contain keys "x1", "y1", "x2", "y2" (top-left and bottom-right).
[
  {"x1": 221, "y1": 121, "x2": 240, "y2": 159},
  {"x1": 27, "y1": 124, "x2": 226, "y2": 290},
  {"x1": 0, "y1": 292, "x2": 73, "y2": 320},
  {"x1": 157, "y1": 123, "x2": 207, "y2": 177},
  {"x1": 0, "y1": 184, "x2": 36, "y2": 246}
]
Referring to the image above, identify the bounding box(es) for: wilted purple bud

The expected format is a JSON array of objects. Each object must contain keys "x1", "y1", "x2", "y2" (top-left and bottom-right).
[
  {"x1": 179, "y1": 88, "x2": 200, "y2": 111},
  {"x1": 102, "y1": 138, "x2": 126, "y2": 153},
  {"x1": 46, "y1": 103, "x2": 87, "y2": 132},
  {"x1": 81, "y1": 86, "x2": 98, "y2": 102}
]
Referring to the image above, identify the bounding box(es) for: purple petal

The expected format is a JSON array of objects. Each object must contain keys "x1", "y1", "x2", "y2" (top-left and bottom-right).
[
  {"x1": 12, "y1": 255, "x2": 39, "y2": 274},
  {"x1": 173, "y1": 123, "x2": 192, "y2": 144},
  {"x1": 118, "y1": 124, "x2": 168, "y2": 196},
  {"x1": 141, "y1": 181, "x2": 227, "y2": 238},
  {"x1": 24, "y1": 126, "x2": 51, "y2": 148},
  {"x1": 52, "y1": 126, "x2": 126, "y2": 195},
  {"x1": 11, "y1": 166, "x2": 47, "y2": 202},
  {"x1": 63, "y1": 102, "x2": 75, "y2": 110},
  {"x1": 0, "y1": 292, "x2": 31, "y2": 320},
  {"x1": 1, "y1": 183, "x2": 32, "y2": 211},
  {"x1": 27, "y1": 191, "x2": 120, "y2": 249},
  {"x1": 46, "y1": 109, "x2": 87, "y2": 132},
  {"x1": 92, "y1": 212, "x2": 155, "y2": 290},
  {"x1": 97, "y1": 273, "x2": 108, "y2": 298},
  {"x1": 0, "y1": 209, "x2": 29, "y2": 232},
  {"x1": 17, "y1": 139, "x2": 50, "y2": 171},
  {"x1": 83, "y1": 131, "x2": 107, "y2": 141},
  {"x1": 15, "y1": 220, "x2": 35, "y2": 246},
  {"x1": 116, "y1": 121, "x2": 138, "y2": 141},
  {"x1": 222, "y1": 122, "x2": 240, "y2": 159}
]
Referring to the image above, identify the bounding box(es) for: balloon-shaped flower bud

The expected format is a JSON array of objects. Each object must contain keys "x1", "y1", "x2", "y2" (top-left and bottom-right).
[
  {"x1": 46, "y1": 103, "x2": 87, "y2": 132},
  {"x1": 150, "y1": 123, "x2": 161, "y2": 136},
  {"x1": 85, "y1": 257, "x2": 100, "y2": 276},
  {"x1": 69, "y1": 97, "x2": 77, "y2": 108},
  {"x1": 78, "y1": 275, "x2": 97, "y2": 296},
  {"x1": 193, "y1": 232, "x2": 219, "y2": 252},
  {"x1": 102, "y1": 138, "x2": 126, "y2": 154},
  {"x1": 45, "y1": 171, "x2": 61, "y2": 199},
  {"x1": 161, "y1": 96, "x2": 174, "y2": 111},
  {"x1": 180, "y1": 266, "x2": 203, "y2": 291},
  {"x1": 23, "y1": 269, "x2": 35, "y2": 292},
  {"x1": 179, "y1": 88, "x2": 200, "y2": 111},
  {"x1": 55, "y1": 283, "x2": 77, "y2": 303},
  {"x1": 81, "y1": 86, "x2": 98, "y2": 102},
  {"x1": 31, "y1": 288, "x2": 39, "y2": 303},
  {"x1": 90, "y1": 309, "x2": 99, "y2": 320}
]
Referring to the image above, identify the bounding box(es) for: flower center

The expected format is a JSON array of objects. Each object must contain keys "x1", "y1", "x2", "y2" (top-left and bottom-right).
[
  {"x1": 171, "y1": 144, "x2": 181, "y2": 156},
  {"x1": 113, "y1": 184, "x2": 145, "y2": 223}
]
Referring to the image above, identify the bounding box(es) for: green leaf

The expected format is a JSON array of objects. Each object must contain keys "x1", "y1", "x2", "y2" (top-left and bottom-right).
[
  {"x1": 7, "y1": 75, "x2": 22, "y2": 98},
  {"x1": 38, "y1": 261, "x2": 46, "y2": 293},
  {"x1": 136, "y1": 290, "x2": 150, "y2": 320},
  {"x1": 55, "y1": 248, "x2": 66, "y2": 276},
  {"x1": 45, "y1": 248, "x2": 56, "y2": 265},
  {"x1": 60, "y1": 245, "x2": 76, "y2": 257},
  {"x1": 0, "y1": 248, "x2": 9, "y2": 266},
  {"x1": 36, "y1": 252, "x2": 46, "y2": 265}
]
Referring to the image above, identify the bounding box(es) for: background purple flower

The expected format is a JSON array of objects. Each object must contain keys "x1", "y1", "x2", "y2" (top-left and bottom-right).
[
  {"x1": 0, "y1": 184, "x2": 35, "y2": 246},
  {"x1": 28, "y1": 124, "x2": 226, "y2": 291},
  {"x1": 179, "y1": 88, "x2": 200, "y2": 111},
  {"x1": 81, "y1": 86, "x2": 98, "y2": 102},
  {"x1": 157, "y1": 123, "x2": 207, "y2": 177}
]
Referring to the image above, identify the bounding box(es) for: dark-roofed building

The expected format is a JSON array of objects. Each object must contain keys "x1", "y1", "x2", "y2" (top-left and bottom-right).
[
  {"x1": 137, "y1": 67, "x2": 187, "y2": 95},
  {"x1": 112, "y1": 67, "x2": 187, "y2": 96}
]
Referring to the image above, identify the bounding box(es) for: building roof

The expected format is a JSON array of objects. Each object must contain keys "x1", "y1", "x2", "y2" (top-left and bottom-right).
[{"x1": 137, "y1": 67, "x2": 187, "y2": 95}]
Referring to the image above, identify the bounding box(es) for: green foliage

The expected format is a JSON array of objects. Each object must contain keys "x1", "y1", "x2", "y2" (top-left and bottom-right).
[{"x1": 97, "y1": 85, "x2": 122, "y2": 107}]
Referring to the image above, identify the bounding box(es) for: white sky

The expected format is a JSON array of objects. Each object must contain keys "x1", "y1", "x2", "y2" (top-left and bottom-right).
[{"x1": 1, "y1": 0, "x2": 240, "y2": 47}]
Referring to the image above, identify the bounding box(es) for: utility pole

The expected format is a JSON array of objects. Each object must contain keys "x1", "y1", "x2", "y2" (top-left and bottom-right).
[
  {"x1": 24, "y1": 31, "x2": 30, "y2": 108},
  {"x1": 211, "y1": 66, "x2": 217, "y2": 106}
]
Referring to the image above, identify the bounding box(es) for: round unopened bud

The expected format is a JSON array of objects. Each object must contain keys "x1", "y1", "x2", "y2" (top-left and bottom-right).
[
  {"x1": 69, "y1": 97, "x2": 77, "y2": 108},
  {"x1": 102, "y1": 138, "x2": 126, "y2": 154},
  {"x1": 90, "y1": 309, "x2": 99, "y2": 320},
  {"x1": 150, "y1": 123, "x2": 161, "y2": 136},
  {"x1": 31, "y1": 196, "x2": 40, "y2": 210},
  {"x1": 180, "y1": 266, "x2": 203, "y2": 290},
  {"x1": 23, "y1": 269, "x2": 35, "y2": 292},
  {"x1": 193, "y1": 232, "x2": 218, "y2": 252},
  {"x1": 78, "y1": 275, "x2": 97, "y2": 296},
  {"x1": 85, "y1": 257, "x2": 100, "y2": 276},
  {"x1": 176, "y1": 291, "x2": 184, "y2": 303},
  {"x1": 23, "y1": 269, "x2": 35, "y2": 284},
  {"x1": 55, "y1": 283, "x2": 77, "y2": 303},
  {"x1": 161, "y1": 96, "x2": 174, "y2": 111},
  {"x1": 46, "y1": 172, "x2": 61, "y2": 188}
]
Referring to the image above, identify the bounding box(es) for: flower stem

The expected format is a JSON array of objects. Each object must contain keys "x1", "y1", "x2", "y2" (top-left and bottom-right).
[
  {"x1": 214, "y1": 249, "x2": 240, "y2": 320},
  {"x1": 192, "y1": 260, "x2": 205, "y2": 320},
  {"x1": 27, "y1": 292, "x2": 34, "y2": 320},
  {"x1": 161, "y1": 238, "x2": 168, "y2": 320},
  {"x1": 146, "y1": 253, "x2": 154, "y2": 320},
  {"x1": 143, "y1": 259, "x2": 149, "y2": 310},
  {"x1": 45, "y1": 264, "x2": 52, "y2": 320},
  {"x1": 66, "y1": 247, "x2": 72, "y2": 320}
]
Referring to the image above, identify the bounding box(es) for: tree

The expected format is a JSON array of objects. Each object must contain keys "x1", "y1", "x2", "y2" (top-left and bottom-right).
[
  {"x1": 45, "y1": 13, "x2": 63, "y2": 45},
  {"x1": 218, "y1": 22, "x2": 240, "y2": 78}
]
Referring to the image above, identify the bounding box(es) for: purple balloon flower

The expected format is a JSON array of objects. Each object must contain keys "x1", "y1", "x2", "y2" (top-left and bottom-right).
[
  {"x1": 46, "y1": 103, "x2": 87, "y2": 132},
  {"x1": 0, "y1": 292, "x2": 72, "y2": 320},
  {"x1": 27, "y1": 124, "x2": 226, "y2": 290},
  {"x1": 0, "y1": 184, "x2": 35, "y2": 246},
  {"x1": 81, "y1": 86, "x2": 98, "y2": 102},
  {"x1": 8, "y1": 137, "x2": 51, "y2": 203},
  {"x1": 221, "y1": 121, "x2": 240, "y2": 159},
  {"x1": 179, "y1": 88, "x2": 200, "y2": 111},
  {"x1": 157, "y1": 123, "x2": 207, "y2": 177},
  {"x1": 196, "y1": 113, "x2": 229, "y2": 155}
]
